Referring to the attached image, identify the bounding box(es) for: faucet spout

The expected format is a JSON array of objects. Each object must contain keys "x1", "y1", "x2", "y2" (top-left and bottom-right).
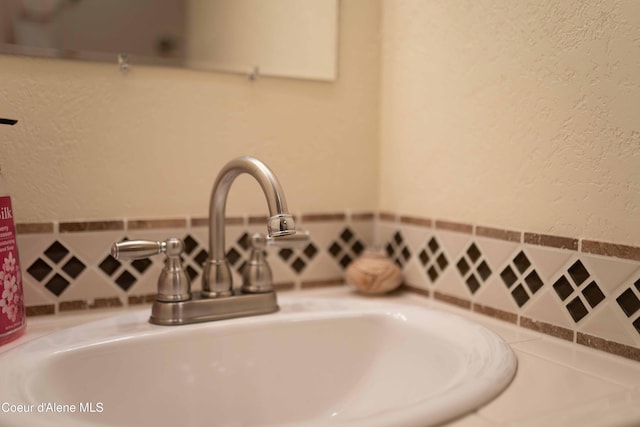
[{"x1": 202, "y1": 156, "x2": 296, "y2": 297}]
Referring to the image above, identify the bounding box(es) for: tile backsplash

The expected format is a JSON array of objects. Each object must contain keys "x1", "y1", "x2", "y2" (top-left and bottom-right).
[{"x1": 16, "y1": 212, "x2": 640, "y2": 362}]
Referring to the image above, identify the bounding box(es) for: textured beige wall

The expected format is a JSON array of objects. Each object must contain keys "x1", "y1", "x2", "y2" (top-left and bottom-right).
[
  {"x1": 0, "y1": 0, "x2": 379, "y2": 222},
  {"x1": 4, "y1": 0, "x2": 638, "y2": 247},
  {"x1": 379, "y1": 0, "x2": 640, "y2": 246}
]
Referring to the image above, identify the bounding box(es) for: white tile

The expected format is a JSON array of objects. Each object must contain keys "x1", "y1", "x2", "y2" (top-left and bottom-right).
[
  {"x1": 523, "y1": 245, "x2": 574, "y2": 282},
  {"x1": 22, "y1": 276, "x2": 56, "y2": 306},
  {"x1": 58, "y1": 269, "x2": 123, "y2": 302},
  {"x1": 511, "y1": 389, "x2": 640, "y2": 427},
  {"x1": 348, "y1": 217, "x2": 374, "y2": 247},
  {"x1": 479, "y1": 350, "x2": 624, "y2": 423},
  {"x1": 295, "y1": 251, "x2": 342, "y2": 283},
  {"x1": 403, "y1": 257, "x2": 430, "y2": 290},
  {"x1": 126, "y1": 262, "x2": 164, "y2": 297},
  {"x1": 426, "y1": 297, "x2": 539, "y2": 345},
  {"x1": 401, "y1": 223, "x2": 432, "y2": 255},
  {"x1": 58, "y1": 231, "x2": 124, "y2": 266},
  {"x1": 580, "y1": 254, "x2": 640, "y2": 294},
  {"x1": 444, "y1": 413, "x2": 497, "y2": 427},
  {"x1": 434, "y1": 266, "x2": 472, "y2": 301},
  {"x1": 579, "y1": 301, "x2": 640, "y2": 349},
  {"x1": 17, "y1": 234, "x2": 57, "y2": 267},
  {"x1": 474, "y1": 275, "x2": 520, "y2": 316},
  {"x1": 513, "y1": 337, "x2": 640, "y2": 389},
  {"x1": 376, "y1": 222, "x2": 400, "y2": 250},
  {"x1": 437, "y1": 230, "x2": 473, "y2": 263},
  {"x1": 299, "y1": 221, "x2": 344, "y2": 249},
  {"x1": 521, "y1": 287, "x2": 575, "y2": 330},
  {"x1": 475, "y1": 237, "x2": 519, "y2": 275}
]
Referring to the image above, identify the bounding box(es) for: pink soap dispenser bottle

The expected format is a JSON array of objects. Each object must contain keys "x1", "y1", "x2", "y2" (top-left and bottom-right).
[{"x1": 0, "y1": 167, "x2": 26, "y2": 345}]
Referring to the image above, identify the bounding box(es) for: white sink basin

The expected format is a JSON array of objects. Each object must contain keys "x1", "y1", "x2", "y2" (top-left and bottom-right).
[{"x1": 0, "y1": 296, "x2": 516, "y2": 427}]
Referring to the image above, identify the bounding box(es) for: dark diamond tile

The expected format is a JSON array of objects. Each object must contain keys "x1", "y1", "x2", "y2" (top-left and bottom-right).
[
  {"x1": 385, "y1": 243, "x2": 394, "y2": 258},
  {"x1": 329, "y1": 242, "x2": 342, "y2": 257},
  {"x1": 427, "y1": 266, "x2": 439, "y2": 282},
  {"x1": 525, "y1": 270, "x2": 544, "y2": 294},
  {"x1": 352, "y1": 240, "x2": 365, "y2": 256},
  {"x1": 27, "y1": 258, "x2": 53, "y2": 282},
  {"x1": 339, "y1": 254, "x2": 352, "y2": 268},
  {"x1": 44, "y1": 241, "x2": 69, "y2": 264},
  {"x1": 291, "y1": 257, "x2": 306, "y2": 274},
  {"x1": 457, "y1": 258, "x2": 470, "y2": 276},
  {"x1": 279, "y1": 248, "x2": 294, "y2": 262},
  {"x1": 633, "y1": 317, "x2": 640, "y2": 335},
  {"x1": 467, "y1": 243, "x2": 481, "y2": 263},
  {"x1": 418, "y1": 249, "x2": 430, "y2": 266},
  {"x1": 183, "y1": 235, "x2": 198, "y2": 254},
  {"x1": 393, "y1": 231, "x2": 403, "y2": 246},
  {"x1": 616, "y1": 288, "x2": 640, "y2": 317},
  {"x1": 130, "y1": 258, "x2": 152, "y2": 274},
  {"x1": 511, "y1": 284, "x2": 530, "y2": 307},
  {"x1": 237, "y1": 233, "x2": 251, "y2": 251},
  {"x1": 44, "y1": 273, "x2": 70, "y2": 296},
  {"x1": 99, "y1": 255, "x2": 121, "y2": 276},
  {"x1": 236, "y1": 261, "x2": 247, "y2": 275},
  {"x1": 501, "y1": 266, "x2": 517, "y2": 288},
  {"x1": 428, "y1": 237, "x2": 439, "y2": 254},
  {"x1": 303, "y1": 243, "x2": 318, "y2": 260},
  {"x1": 436, "y1": 253, "x2": 448, "y2": 270},
  {"x1": 568, "y1": 260, "x2": 590, "y2": 286},
  {"x1": 477, "y1": 261, "x2": 492, "y2": 282},
  {"x1": 513, "y1": 251, "x2": 531, "y2": 274},
  {"x1": 466, "y1": 274, "x2": 481, "y2": 294},
  {"x1": 226, "y1": 248, "x2": 242, "y2": 266},
  {"x1": 394, "y1": 258, "x2": 403, "y2": 268},
  {"x1": 401, "y1": 246, "x2": 411, "y2": 262},
  {"x1": 62, "y1": 256, "x2": 86, "y2": 279},
  {"x1": 635, "y1": 278, "x2": 640, "y2": 292},
  {"x1": 340, "y1": 228, "x2": 354, "y2": 243},
  {"x1": 566, "y1": 297, "x2": 589, "y2": 323},
  {"x1": 194, "y1": 249, "x2": 208, "y2": 267},
  {"x1": 582, "y1": 281, "x2": 605, "y2": 308},
  {"x1": 186, "y1": 265, "x2": 198, "y2": 282},
  {"x1": 553, "y1": 276, "x2": 574, "y2": 301},
  {"x1": 115, "y1": 271, "x2": 136, "y2": 291}
]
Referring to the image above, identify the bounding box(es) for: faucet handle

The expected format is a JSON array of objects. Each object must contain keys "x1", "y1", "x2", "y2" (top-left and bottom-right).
[
  {"x1": 111, "y1": 238, "x2": 191, "y2": 302},
  {"x1": 111, "y1": 239, "x2": 171, "y2": 259},
  {"x1": 241, "y1": 233, "x2": 273, "y2": 294},
  {"x1": 241, "y1": 230, "x2": 310, "y2": 294}
]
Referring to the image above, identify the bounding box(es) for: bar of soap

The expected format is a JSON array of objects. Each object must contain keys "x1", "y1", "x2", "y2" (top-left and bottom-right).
[{"x1": 345, "y1": 250, "x2": 403, "y2": 294}]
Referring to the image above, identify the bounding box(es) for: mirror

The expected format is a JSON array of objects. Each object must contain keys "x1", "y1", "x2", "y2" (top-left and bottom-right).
[{"x1": 0, "y1": 0, "x2": 338, "y2": 81}]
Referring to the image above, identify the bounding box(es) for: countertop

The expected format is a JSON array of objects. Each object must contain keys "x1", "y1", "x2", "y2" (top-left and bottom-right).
[{"x1": 3, "y1": 287, "x2": 640, "y2": 427}]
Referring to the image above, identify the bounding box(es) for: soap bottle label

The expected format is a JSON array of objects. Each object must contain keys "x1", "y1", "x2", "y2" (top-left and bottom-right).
[{"x1": 0, "y1": 195, "x2": 25, "y2": 338}]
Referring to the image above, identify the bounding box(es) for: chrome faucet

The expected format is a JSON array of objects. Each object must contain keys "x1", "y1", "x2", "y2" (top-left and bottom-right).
[
  {"x1": 202, "y1": 155, "x2": 297, "y2": 297},
  {"x1": 110, "y1": 156, "x2": 308, "y2": 325}
]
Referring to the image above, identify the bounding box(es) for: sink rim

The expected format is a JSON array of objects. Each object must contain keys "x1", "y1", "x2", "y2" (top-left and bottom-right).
[{"x1": 0, "y1": 296, "x2": 517, "y2": 427}]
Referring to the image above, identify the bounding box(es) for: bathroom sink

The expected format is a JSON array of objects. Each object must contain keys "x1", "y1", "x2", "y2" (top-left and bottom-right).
[{"x1": 0, "y1": 296, "x2": 516, "y2": 427}]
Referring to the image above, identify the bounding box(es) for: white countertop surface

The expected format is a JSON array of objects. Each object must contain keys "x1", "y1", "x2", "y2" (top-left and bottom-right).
[{"x1": 3, "y1": 287, "x2": 640, "y2": 427}]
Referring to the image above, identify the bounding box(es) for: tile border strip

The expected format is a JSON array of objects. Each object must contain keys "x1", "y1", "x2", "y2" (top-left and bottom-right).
[
  {"x1": 476, "y1": 226, "x2": 521, "y2": 243},
  {"x1": 15, "y1": 211, "x2": 640, "y2": 362},
  {"x1": 577, "y1": 333, "x2": 640, "y2": 362},
  {"x1": 524, "y1": 232, "x2": 579, "y2": 251},
  {"x1": 16, "y1": 211, "x2": 640, "y2": 266},
  {"x1": 378, "y1": 213, "x2": 640, "y2": 261},
  {"x1": 582, "y1": 240, "x2": 640, "y2": 262},
  {"x1": 435, "y1": 220, "x2": 473, "y2": 234},
  {"x1": 60, "y1": 220, "x2": 124, "y2": 232},
  {"x1": 416, "y1": 289, "x2": 640, "y2": 362}
]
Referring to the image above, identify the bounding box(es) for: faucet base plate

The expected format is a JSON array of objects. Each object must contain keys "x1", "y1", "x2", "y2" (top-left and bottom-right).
[{"x1": 150, "y1": 291, "x2": 278, "y2": 326}]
